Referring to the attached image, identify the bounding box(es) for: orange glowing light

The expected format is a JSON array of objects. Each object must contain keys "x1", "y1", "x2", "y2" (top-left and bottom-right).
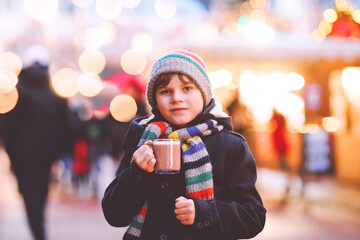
[
  {"x1": 0, "y1": 87, "x2": 19, "y2": 114},
  {"x1": 110, "y1": 94, "x2": 137, "y2": 122}
]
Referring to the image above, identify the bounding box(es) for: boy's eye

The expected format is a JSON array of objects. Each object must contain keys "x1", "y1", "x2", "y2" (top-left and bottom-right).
[
  {"x1": 159, "y1": 89, "x2": 171, "y2": 94},
  {"x1": 183, "y1": 86, "x2": 193, "y2": 91}
]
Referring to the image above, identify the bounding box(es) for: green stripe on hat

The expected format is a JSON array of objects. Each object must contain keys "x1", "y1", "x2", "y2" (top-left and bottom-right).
[{"x1": 154, "y1": 53, "x2": 210, "y2": 83}]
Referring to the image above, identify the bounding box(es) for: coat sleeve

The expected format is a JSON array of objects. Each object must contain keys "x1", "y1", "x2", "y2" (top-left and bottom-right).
[
  {"x1": 101, "y1": 122, "x2": 157, "y2": 227},
  {"x1": 191, "y1": 133, "x2": 266, "y2": 239}
]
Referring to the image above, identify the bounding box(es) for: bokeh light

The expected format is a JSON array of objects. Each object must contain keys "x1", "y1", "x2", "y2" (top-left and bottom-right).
[
  {"x1": 239, "y1": 70, "x2": 305, "y2": 129},
  {"x1": 353, "y1": 9, "x2": 360, "y2": 24},
  {"x1": 0, "y1": 87, "x2": 18, "y2": 114},
  {"x1": 0, "y1": 52, "x2": 22, "y2": 76},
  {"x1": 23, "y1": 0, "x2": 58, "y2": 21},
  {"x1": 250, "y1": 0, "x2": 267, "y2": 9},
  {"x1": 110, "y1": 94, "x2": 137, "y2": 122},
  {"x1": 342, "y1": 67, "x2": 360, "y2": 92},
  {"x1": 154, "y1": 0, "x2": 177, "y2": 20},
  {"x1": 323, "y1": 9, "x2": 337, "y2": 23},
  {"x1": 78, "y1": 50, "x2": 106, "y2": 74},
  {"x1": 71, "y1": 0, "x2": 94, "y2": 8},
  {"x1": 51, "y1": 68, "x2": 79, "y2": 98},
  {"x1": 274, "y1": 93, "x2": 305, "y2": 129},
  {"x1": 237, "y1": 16, "x2": 252, "y2": 31},
  {"x1": 243, "y1": 20, "x2": 274, "y2": 43},
  {"x1": 131, "y1": 32, "x2": 153, "y2": 54},
  {"x1": 250, "y1": 9, "x2": 266, "y2": 22},
  {"x1": 122, "y1": 0, "x2": 141, "y2": 8},
  {"x1": 209, "y1": 69, "x2": 232, "y2": 89},
  {"x1": 78, "y1": 72, "x2": 103, "y2": 97},
  {"x1": 95, "y1": 0, "x2": 122, "y2": 20},
  {"x1": 83, "y1": 27, "x2": 104, "y2": 50},
  {"x1": 318, "y1": 21, "x2": 332, "y2": 36},
  {"x1": 322, "y1": 117, "x2": 340, "y2": 132},
  {"x1": 0, "y1": 70, "x2": 18, "y2": 94},
  {"x1": 190, "y1": 22, "x2": 219, "y2": 45},
  {"x1": 335, "y1": 0, "x2": 350, "y2": 12},
  {"x1": 287, "y1": 72, "x2": 305, "y2": 91},
  {"x1": 98, "y1": 21, "x2": 117, "y2": 45},
  {"x1": 120, "y1": 49, "x2": 147, "y2": 75},
  {"x1": 342, "y1": 67, "x2": 360, "y2": 107}
]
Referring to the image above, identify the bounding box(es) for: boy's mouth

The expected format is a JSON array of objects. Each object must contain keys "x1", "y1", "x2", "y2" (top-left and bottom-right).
[{"x1": 171, "y1": 107, "x2": 186, "y2": 112}]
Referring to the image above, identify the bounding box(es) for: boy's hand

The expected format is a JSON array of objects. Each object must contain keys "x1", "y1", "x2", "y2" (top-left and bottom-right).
[
  {"x1": 174, "y1": 196, "x2": 195, "y2": 225},
  {"x1": 132, "y1": 141, "x2": 156, "y2": 172}
]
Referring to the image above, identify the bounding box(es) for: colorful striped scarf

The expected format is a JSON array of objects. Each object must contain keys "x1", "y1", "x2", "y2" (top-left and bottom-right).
[{"x1": 124, "y1": 119, "x2": 223, "y2": 239}]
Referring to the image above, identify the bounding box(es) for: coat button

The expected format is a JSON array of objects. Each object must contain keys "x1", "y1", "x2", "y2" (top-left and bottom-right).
[
  {"x1": 204, "y1": 220, "x2": 210, "y2": 227},
  {"x1": 136, "y1": 174, "x2": 142, "y2": 181},
  {"x1": 197, "y1": 222, "x2": 203, "y2": 229},
  {"x1": 161, "y1": 181, "x2": 168, "y2": 189},
  {"x1": 184, "y1": 235, "x2": 192, "y2": 240},
  {"x1": 160, "y1": 234, "x2": 167, "y2": 240}
]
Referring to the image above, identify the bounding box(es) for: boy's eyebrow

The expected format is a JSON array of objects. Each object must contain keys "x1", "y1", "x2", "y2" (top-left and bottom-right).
[
  {"x1": 157, "y1": 81, "x2": 195, "y2": 89},
  {"x1": 182, "y1": 81, "x2": 195, "y2": 85}
]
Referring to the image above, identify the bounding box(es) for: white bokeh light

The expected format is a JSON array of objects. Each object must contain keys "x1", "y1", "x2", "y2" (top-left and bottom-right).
[
  {"x1": 122, "y1": 0, "x2": 141, "y2": 8},
  {"x1": 0, "y1": 70, "x2": 18, "y2": 94},
  {"x1": 190, "y1": 22, "x2": 219, "y2": 46},
  {"x1": 24, "y1": 0, "x2": 58, "y2": 21},
  {"x1": 120, "y1": 49, "x2": 147, "y2": 75},
  {"x1": 243, "y1": 20, "x2": 274, "y2": 43},
  {"x1": 78, "y1": 50, "x2": 106, "y2": 74},
  {"x1": 78, "y1": 72, "x2": 103, "y2": 97},
  {"x1": 209, "y1": 69, "x2": 232, "y2": 89},
  {"x1": 51, "y1": 68, "x2": 79, "y2": 98},
  {"x1": 154, "y1": 0, "x2": 177, "y2": 20},
  {"x1": 83, "y1": 27, "x2": 104, "y2": 50},
  {"x1": 71, "y1": 0, "x2": 94, "y2": 8},
  {"x1": 98, "y1": 21, "x2": 117, "y2": 45},
  {"x1": 0, "y1": 52, "x2": 22, "y2": 76},
  {"x1": 131, "y1": 32, "x2": 153, "y2": 54},
  {"x1": 239, "y1": 70, "x2": 305, "y2": 129},
  {"x1": 95, "y1": 0, "x2": 122, "y2": 20},
  {"x1": 342, "y1": 67, "x2": 360, "y2": 108}
]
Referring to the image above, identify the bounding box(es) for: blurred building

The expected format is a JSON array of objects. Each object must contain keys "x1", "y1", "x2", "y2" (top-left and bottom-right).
[{"x1": 1, "y1": 0, "x2": 360, "y2": 183}]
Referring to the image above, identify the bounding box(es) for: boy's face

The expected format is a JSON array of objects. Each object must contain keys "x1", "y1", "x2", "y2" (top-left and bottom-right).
[{"x1": 155, "y1": 74, "x2": 204, "y2": 127}]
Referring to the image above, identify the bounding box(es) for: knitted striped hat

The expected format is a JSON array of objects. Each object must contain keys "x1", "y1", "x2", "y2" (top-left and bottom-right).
[{"x1": 146, "y1": 50, "x2": 212, "y2": 109}]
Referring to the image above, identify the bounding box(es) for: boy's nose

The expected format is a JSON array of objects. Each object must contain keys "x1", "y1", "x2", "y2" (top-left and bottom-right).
[{"x1": 171, "y1": 90, "x2": 184, "y2": 103}]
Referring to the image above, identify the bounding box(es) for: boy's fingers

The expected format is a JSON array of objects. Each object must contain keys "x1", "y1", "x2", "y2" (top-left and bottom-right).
[
  {"x1": 147, "y1": 158, "x2": 156, "y2": 170},
  {"x1": 175, "y1": 197, "x2": 193, "y2": 209},
  {"x1": 174, "y1": 208, "x2": 191, "y2": 215},
  {"x1": 176, "y1": 213, "x2": 195, "y2": 225},
  {"x1": 175, "y1": 214, "x2": 189, "y2": 220},
  {"x1": 175, "y1": 196, "x2": 187, "y2": 202},
  {"x1": 133, "y1": 145, "x2": 149, "y2": 159},
  {"x1": 144, "y1": 140, "x2": 153, "y2": 146}
]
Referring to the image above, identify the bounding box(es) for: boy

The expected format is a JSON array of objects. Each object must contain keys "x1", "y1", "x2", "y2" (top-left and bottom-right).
[{"x1": 102, "y1": 50, "x2": 266, "y2": 240}]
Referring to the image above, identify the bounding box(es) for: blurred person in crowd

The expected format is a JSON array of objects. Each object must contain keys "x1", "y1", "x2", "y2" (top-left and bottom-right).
[
  {"x1": 0, "y1": 45, "x2": 69, "y2": 240},
  {"x1": 102, "y1": 50, "x2": 266, "y2": 240},
  {"x1": 227, "y1": 96, "x2": 255, "y2": 152},
  {"x1": 270, "y1": 109, "x2": 291, "y2": 200}
]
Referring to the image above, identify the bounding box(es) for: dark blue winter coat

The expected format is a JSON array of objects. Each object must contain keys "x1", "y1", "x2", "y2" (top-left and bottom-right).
[{"x1": 102, "y1": 100, "x2": 266, "y2": 240}]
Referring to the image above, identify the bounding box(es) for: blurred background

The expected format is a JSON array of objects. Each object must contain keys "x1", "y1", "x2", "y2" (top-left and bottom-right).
[{"x1": 0, "y1": 0, "x2": 360, "y2": 239}]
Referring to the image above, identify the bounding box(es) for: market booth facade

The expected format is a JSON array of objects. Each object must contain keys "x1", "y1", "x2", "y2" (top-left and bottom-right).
[{"x1": 185, "y1": 38, "x2": 360, "y2": 184}]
